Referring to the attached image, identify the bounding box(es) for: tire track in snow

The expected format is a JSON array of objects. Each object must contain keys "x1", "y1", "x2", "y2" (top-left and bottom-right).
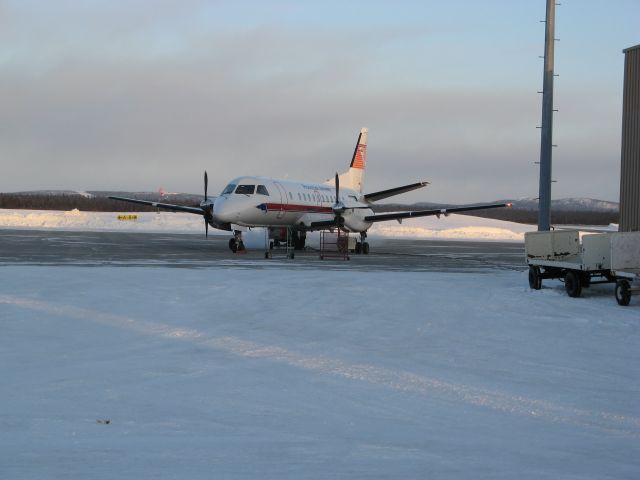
[{"x1": 3, "y1": 294, "x2": 639, "y2": 437}]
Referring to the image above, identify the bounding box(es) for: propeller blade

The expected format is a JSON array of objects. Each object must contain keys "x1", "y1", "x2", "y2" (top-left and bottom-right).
[
  {"x1": 332, "y1": 172, "x2": 345, "y2": 225},
  {"x1": 204, "y1": 170, "x2": 209, "y2": 238}
]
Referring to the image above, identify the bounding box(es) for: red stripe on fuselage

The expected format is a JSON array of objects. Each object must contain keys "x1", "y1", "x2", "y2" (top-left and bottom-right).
[{"x1": 263, "y1": 203, "x2": 334, "y2": 214}]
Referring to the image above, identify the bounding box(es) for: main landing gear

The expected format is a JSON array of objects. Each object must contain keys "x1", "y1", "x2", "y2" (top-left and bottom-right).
[
  {"x1": 354, "y1": 232, "x2": 370, "y2": 255},
  {"x1": 293, "y1": 230, "x2": 306, "y2": 250},
  {"x1": 228, "y1": 230, "x2": 245, "y2": 253}
]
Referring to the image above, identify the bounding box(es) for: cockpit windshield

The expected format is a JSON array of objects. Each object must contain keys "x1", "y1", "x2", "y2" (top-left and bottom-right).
[
  {"x1": 256, "y1": 185, "x2": 269, "y2": 196},
  {"x1": 235, "y1": 185, "x2": 255, "y2": 195},
  {"x1": 221, "y1": 184, "x2": 236, "y2": 195}
]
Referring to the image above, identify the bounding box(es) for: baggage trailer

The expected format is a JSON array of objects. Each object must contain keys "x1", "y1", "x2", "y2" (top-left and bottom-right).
[{"x1": 525, "y1": 230, "x2": 640, "y2": 306}]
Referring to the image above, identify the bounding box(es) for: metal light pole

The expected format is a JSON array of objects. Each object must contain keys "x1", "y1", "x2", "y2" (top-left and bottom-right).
[{"x1": 537, "y1": 0, "x2": 556, "y2": 231}]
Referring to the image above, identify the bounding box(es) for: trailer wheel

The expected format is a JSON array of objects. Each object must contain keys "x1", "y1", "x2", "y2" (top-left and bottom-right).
[
  {"x1": 565, "y1": 271, "x2": 582, "y2": 298},
  {"x1": 528, "y1": 266, "x2": 542, "y2": 290},
  {"x1": 615, "y1": 280, "x2": 631, "y2": 306}
]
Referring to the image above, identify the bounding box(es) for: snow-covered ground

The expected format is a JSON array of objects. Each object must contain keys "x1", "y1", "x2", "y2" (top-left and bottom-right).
[
  {"x1": 1, "y1": 211, "x2": 638, "y2": 478},
  {"x1": 1, "y1": 266, "x2": 638, "y2": 479},
  {"x1": 0, "y1": 208, "x2": 535, "y2": 241}
]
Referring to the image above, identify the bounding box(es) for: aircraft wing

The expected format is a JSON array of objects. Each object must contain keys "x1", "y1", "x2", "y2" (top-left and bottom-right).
[
  {"x1": 108, "y1": 196, "x2": 206, "y2": 215},
  {"x1": 363, "y1": 182, "x2": 429, "y2": 203},
  {"x1": 364, "y1": 203, "x2": 511, "y2": 223}
]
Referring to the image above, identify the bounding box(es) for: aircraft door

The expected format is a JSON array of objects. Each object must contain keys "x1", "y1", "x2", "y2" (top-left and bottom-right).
[{"x1": 273, "y1": 182, "x2": 288, "y2": 220}]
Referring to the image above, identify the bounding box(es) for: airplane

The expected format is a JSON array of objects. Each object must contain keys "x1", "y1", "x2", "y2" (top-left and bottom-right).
[{"x1": 109, "y1": 128, "x2": 511, "y2": 255}]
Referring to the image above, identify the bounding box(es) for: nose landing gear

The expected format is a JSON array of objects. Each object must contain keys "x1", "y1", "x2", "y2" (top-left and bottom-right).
[{"x1": 228, "y1": 230, "x2": 245, "y2": 253}]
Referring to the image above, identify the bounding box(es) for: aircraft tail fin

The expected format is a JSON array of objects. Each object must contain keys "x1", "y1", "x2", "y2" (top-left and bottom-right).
[
  {"x1": 349, "y1": 127, "x2": 368, "y2": 170},
  {"x1": 328, "y1": 127, "x2": 368, "y2": 193}
]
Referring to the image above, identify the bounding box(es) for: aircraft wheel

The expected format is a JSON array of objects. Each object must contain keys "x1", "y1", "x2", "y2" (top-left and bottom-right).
[
  {"x1": 362, "y1": 242, "x2": 370, "y2": 254},
  {"x1": 565, "y1": 271, "x2": 582, "y2": 298},
  {"x1": 528, "y1": 266, "x2": 542, "y2": 290},
  {"x1": 237, "y1": 241, "x2": 245, "y2": 252},
  {"x1": 615, "y1": 280, "x2": 631, "y2": 306},
  {"x1": 229, "y1": 238, "x2": 237, "y2": 252},
  {"x1": 355, "y1": 242, "x2": 362, "y2": 254}
]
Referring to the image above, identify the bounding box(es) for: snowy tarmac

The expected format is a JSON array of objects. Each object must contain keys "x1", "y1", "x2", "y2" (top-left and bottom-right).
[
  {"x1": 1, "y1": 227, "x2": 639, "y2": 479},
  {"x1": 0, "y1": 229, "x2": 525, "y2": 272}
]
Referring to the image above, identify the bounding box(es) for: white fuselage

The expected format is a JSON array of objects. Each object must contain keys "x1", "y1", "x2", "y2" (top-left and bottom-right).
[{"x1": 210, "y1": 176, "x2": 374, "y2": 232}]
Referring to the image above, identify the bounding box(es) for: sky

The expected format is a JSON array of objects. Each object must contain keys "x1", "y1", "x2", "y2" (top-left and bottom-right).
[{"x1": 0, "y1": 1, "x2": 638, "y2": 203}]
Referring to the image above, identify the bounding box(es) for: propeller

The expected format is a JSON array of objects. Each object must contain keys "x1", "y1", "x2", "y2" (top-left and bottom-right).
[
  {"x1": 332, "y1": 172, "x2": 345, "y2": 227},
  {"x1": 204, "y1": 170, "x2": 208, "y2": 202},
  {"x1": 204, "y1": 171, "x2": 209, "y2": 238}
]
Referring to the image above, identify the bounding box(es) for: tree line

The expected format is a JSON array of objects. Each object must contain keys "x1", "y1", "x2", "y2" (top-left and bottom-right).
[{"x1": 0, "y1": 193, "x2": 197, "y2": 212}]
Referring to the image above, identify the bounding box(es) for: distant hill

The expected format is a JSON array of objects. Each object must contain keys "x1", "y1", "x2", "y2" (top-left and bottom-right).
[
  {"x1": 0, "y1": 191, "x2": 620, "y2": 225},
  {"x1": 375, "y1": 197, "x2": 619, "y2": 225},
  {"x1": 0, "y1": 191, "x2": 202, "y2": 212}
]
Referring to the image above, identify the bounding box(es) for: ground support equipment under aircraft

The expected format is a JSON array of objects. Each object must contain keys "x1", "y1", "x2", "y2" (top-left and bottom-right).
[
  {"x1": 263, "y1": 227, "x2": 295, "y2": 259},
  {"x1": 319, "y1": 229, "x2": 353, "y2": 260},
  {"x1": 525, "y1": 230, "x2": 640, "y2": 306}
]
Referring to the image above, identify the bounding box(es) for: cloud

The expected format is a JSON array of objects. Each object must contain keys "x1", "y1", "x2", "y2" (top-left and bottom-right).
[{"x1": 0, "y1": 2, "x2": 625, "y2": 202}]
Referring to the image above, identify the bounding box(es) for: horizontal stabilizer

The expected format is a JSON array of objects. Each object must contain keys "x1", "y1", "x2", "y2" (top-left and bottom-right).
[
  {"x1": 108, "y1": 196, "x2": 205, "y2": 215},
  {"x1": 364, "y1": 181, "x2": 429, "y2": 203},
  {"x1": 365, "y1": 203, "x2": 512, "y2": 223}
]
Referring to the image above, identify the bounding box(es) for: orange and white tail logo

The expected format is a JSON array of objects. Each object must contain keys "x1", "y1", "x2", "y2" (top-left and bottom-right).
[
  {"x1": 327, "y1": 128, "x2": 368, "y2": 193},
  {"x1": 350, "y1": 128, "x2": 368, "y2": 169}
]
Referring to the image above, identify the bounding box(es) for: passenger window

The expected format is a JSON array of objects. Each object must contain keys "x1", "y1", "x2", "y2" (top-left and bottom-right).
[
  {"x1": 256, "y1": 185, "x2": 269, "y2": 196},
  {"x1": 222, "y1": 184, "x2": 237, "y2": 195},
  {"x1": 235, "y1": 185, "x2": 255, "y2": 195}
]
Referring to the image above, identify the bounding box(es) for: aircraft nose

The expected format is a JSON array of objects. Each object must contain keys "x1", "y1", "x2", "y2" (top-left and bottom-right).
[{"x1": 213, "y1": 197, "x2": 235, "y2": 222}]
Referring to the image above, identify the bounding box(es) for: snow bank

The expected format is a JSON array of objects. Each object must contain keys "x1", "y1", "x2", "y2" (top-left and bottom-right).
[
  {"x1": 369, "y1": 216, "x2": 531, "y2": 241},
  {"x1": 0, "y1": 208, "x2": 535, "y2": 241},
  {"x1": 0, "y1": 208, "x2": 207, "y2": 234}
]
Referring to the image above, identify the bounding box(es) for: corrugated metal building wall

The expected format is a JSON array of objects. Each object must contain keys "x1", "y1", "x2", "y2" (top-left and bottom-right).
[{"x1": 620, "y1": 44, "x2": 640, "y2": 232}]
